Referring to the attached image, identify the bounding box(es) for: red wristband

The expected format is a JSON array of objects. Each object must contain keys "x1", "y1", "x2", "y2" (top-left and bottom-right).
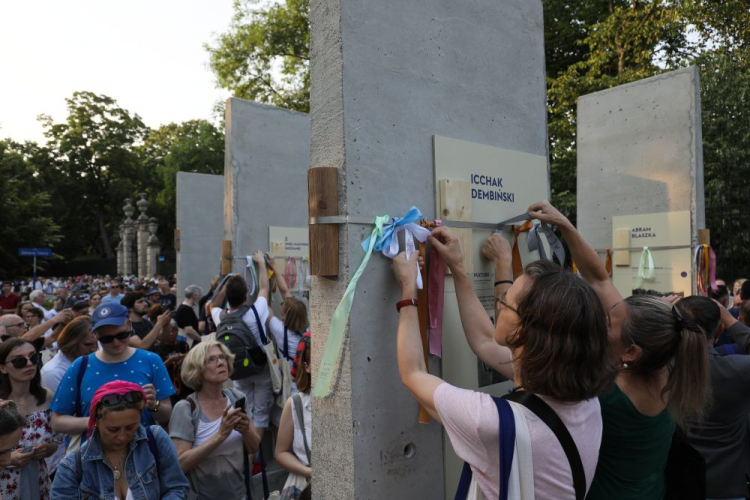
[{"x1": 396, "y1": 298, "x2": 418, "y2": 312}]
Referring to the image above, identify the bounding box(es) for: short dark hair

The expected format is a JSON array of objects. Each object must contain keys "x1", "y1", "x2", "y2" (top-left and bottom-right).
[
  {"x1": 120, "y1": 292, "x2": 143, "y2": 310},
  {"x1": 0, "y1": 400, "x2": 26, "y2": 437},
  {"x1": 677, "y1": 296, "x2": 721, "y2": 340},
  {"x1": 225, "y1": 275, "x2": 248, "y2": 308},
  {"x1": 741, "y1": 280, "x2": 750, "y2": 301},
  {"x1": 505, "y1": 260, "x2": 618, "y2": 402},
  {"x1": 25, "y1": 307, "x2": 44, "y2": 320},
  {"x1": 707, "y1": 285, "x2": 729, "y2": 302}
]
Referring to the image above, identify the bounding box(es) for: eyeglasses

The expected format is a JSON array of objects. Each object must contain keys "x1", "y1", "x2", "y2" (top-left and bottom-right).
[
  {"x1": 3, "y1": 354, "x2": 41, "y2": 369},
  {"x1": 206, "y1": 355, "x2": 229, "y2": 365},
  {"x1": 99, "y1": 391, "x2": 144, "y2": 407},
  {"x1": 7, "y1": 321, "x2": 27, "y2": 329},
  {"x1": 497, "y1": 296, "x2": 519, "y2": 315},
  {"x1": 98, "y1": 330, "x2": 131, "y2": 344}
]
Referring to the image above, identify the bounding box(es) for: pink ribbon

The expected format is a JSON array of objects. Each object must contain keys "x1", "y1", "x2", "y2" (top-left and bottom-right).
[{"x1": 428, "y1": 221, "x2": 445, "y2": 358}]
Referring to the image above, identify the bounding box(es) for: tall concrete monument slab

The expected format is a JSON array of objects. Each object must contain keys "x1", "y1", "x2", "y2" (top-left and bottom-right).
[
  {"x1": 309, "y1": 1, "x2": 549, "y2": 498},
  {"x1": 223, "y1": 98, "x2": 310, "y2": 270},
  {"x1": 577, "y1": 67, "x2": 705, "y2": 265},
  {"x1": 176, "y1": 172, "x2": 224, "y2": 299}
]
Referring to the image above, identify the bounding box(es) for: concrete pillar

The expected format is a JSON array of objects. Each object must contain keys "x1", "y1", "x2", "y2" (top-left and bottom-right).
[
  {"x1": 223, "y1": 99, "x2": 310, "y2": 273},
  {"x1": 576, "y1": 67, "x2": 704, "y2": 254},
  {"x1": 136, "y1": 193, "x2": 150, "y2": 278},
  {"x1": 308, "y1": 0, "x2": 548, "y2": 498},
  {"x1": 176, "y1": 173, "x2": 224, "y2": 297},
  {"x1": 122, "y1": 199, "x2": 135, "y2": 276}
]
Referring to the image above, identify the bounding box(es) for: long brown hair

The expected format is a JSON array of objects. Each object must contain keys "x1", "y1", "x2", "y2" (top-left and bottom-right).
[
  {"x1": 0, "y1": 338, "x2": 47, "y2": 405},
  {"x1": 505, "y1": 260, "x2": 618, "y2": 402},
  {"x1": 620, "y1": 295, "x2": 710, "y2": 426},
  {"x1": 282, "y1": 297, "x2": 308, "y2": 333},
  {"x1": 295, "y1": 338, "x2": 311, "y2": 394}
]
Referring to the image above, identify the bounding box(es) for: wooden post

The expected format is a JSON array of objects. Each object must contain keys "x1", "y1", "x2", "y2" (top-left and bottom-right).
[
  {"x1": 174, "y1": 229, "x2": 180, "y2": 251},
  {"x1": 698, "y1": 229, "x2": 710, "y2": 246},
  {"x1": 221, "y1": 240, "x2": 233, "y2": 276},
  {"x1": 308, "y1": 167, "x2": 339, "y2": 276}
]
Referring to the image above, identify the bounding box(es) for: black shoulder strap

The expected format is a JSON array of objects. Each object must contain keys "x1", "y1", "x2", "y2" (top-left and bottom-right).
[
  {"x1": 504, "y1": 391, "x2": 586, "y2": 500},
  {"x1": 146, "y1": 426, "x2": 160, "y2": 476},
  {"x1": 75, "y1": 355, "x2": 89, "y2": 417},
  {"x1": 75, "y1": 447, "x2": 82, "y2": 484}
]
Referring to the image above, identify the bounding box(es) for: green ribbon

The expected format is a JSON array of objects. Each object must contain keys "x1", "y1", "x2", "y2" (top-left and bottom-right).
[
  {"x1": 312, "y1": 215, "x2": 389, "y2": 398},
  {"x1": 635, "y1": 246, "x2": 655, "y2": 289}
]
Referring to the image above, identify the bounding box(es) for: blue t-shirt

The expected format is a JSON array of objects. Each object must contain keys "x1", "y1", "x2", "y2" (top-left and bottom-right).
[
  {"x1": 51, "y1": 349, "x2": 175, "y2": 429},
  {"x1": 100, "y1": 293, "x2": 125, "y2": 305}
]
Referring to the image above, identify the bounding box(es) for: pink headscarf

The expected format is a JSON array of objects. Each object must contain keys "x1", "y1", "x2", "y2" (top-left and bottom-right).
[{"x1": 88, "y1": 381, "x2": 146, "y2": 438}]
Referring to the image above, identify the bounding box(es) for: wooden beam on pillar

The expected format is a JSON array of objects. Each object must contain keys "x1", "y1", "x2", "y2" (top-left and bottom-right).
[
  {"x1": 698, "y1": 229, "x2": 710, "y2": 246},
  {"x1": 308, "y1": 166, "x2": 339, "y2": 276},
  {"x1": 221, "y1": 240, "x2": 233, "y2": 276}
]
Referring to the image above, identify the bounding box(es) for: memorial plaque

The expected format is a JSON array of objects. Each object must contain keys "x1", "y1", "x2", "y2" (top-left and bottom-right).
[
  {"x1": 611, "y1": 211, "x2": 692, "y2": 297},
  {"x1": 268, "y1": 226, "x2": 310, "y2": 307}
]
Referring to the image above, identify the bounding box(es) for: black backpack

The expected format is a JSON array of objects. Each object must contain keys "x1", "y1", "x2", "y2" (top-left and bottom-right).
[{"x1": 217, "y1": 305, "x2": 267, "y2": 380}]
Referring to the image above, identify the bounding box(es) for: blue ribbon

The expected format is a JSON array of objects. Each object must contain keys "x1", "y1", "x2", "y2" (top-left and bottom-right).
[{"x1": 361, "y1": 206, "x2": 425, "y2": 254}]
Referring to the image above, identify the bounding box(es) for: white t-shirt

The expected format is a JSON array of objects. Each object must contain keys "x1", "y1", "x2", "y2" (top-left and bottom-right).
[
  {"x1": 41, "y1": 351, "x2": 72, "y2": 392},
  {"x1": 211, "y1": 297, "x2": 270, "y2": 347},
  {"x1": 434, "y1": 383, "x2": 602, "y2": 500},
  {"x1": 268, "y1": 317, "x2": 302, "y2": 361}
]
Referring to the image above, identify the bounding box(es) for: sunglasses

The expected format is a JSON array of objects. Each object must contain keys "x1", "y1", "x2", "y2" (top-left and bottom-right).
[
  {"x1": 98, "y1": 330, "x2": 131, "y2": 344},
  {"x1": 4, "y1": 353, "x2": 41, "y2": 369},
  {"x1": 99, "y1": 391, "x2": 144, "y2": 407}
]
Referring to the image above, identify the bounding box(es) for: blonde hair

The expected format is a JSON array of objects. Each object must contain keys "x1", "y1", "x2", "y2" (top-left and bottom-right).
[{"x1": 180, "y1": 341, "x2": 235, "y2": 391}]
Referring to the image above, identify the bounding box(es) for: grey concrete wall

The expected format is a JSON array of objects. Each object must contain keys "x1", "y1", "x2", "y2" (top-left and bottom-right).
[
  {"x1": 223, "y1": 98, "x2": 310, "y2": 267},
  {"x1": 176, "y1": 172, "x2": 224, "y2": 300},
  {"x1": 577, "y1": 66, "x2": 705, "y2": 252},
  {"x1": 309, "y1": 0, "x2": 548, "y2": 498}
]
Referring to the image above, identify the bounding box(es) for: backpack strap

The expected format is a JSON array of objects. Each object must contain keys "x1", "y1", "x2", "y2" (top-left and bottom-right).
[
  {"x1": 75, "y1": 446, "x2": 83, "y2": 484},
  {"x1": 504, "y1": 391, "x2": 585, "y2": 500},
  {"x1": 292, "y1": 394, "x2": 311, "y2": 465},
  {"x1": 454, "y1": 396, "x2": 516, "y2": 500},
  {"x1": 259, "y1": 445, "x2": 270, "y2": 500},
  {"x1": 283, "y1": 327, "x2": 290, "y2": 360},
  {"x1": 250, "y1": 305, "x2": 268, "y2": 344},
  {"x1": 75, "y1": 354, "x2": 89, "y2": 417},
  {"x1": 146, "y1": 426, "x2": 160, "y2": 477}
]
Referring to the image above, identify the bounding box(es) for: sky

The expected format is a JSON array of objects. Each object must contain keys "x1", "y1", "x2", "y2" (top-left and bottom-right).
[{"x1": 0, "y1": 0, "x2": 237, "y2": 144}]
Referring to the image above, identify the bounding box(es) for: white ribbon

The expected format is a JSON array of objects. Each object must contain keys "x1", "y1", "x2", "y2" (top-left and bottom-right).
[
  {"x1": 382, "y1": 223, "x2": 431, "y2": 289},
  {"x1": 527, "y1": 220, "x2": 566, "y2": 265}
]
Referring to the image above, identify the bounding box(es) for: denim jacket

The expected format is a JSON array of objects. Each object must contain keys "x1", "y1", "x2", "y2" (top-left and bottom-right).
[{"x1": 52, "y1": 424, "x2": 189, "y2": 499}]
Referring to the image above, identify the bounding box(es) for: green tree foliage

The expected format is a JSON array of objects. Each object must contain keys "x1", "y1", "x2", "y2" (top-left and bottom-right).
[
  {"x1": 39, "y1": 91, "x2": 148, "y2": 259},
  {"x1": 545, "y1": 0, "x2": 695, "y2": 223},
  {"x1": 138, "y1": 119, "x2": 225, "y2": 251},
  {"x1": 0, "y1": 140, "x2": 61, "y2": 277},
  {"x1": 207, "y1": 0, "x2": 310, "y2": 112}
]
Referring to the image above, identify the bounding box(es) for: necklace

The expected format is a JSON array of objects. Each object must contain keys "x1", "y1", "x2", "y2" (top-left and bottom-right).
[{"x1": 108, "y1": 457, "x2": 125, "y2": 480}]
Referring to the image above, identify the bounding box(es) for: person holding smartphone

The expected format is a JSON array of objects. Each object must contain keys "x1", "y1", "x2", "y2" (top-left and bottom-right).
[
  {"x1": 170, "y1": 341, "x2": 261, "y2": 500},
  {"x1": 0, "y1": 338, "x2": 60, "y2": 499}
]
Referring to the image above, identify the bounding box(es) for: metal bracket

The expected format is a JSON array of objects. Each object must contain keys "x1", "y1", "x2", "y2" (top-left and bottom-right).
[{"x1": 309, "y1": 215, "x2": 388, "y2": 225}]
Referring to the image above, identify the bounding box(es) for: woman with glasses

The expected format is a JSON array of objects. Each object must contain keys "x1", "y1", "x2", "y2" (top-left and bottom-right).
[
  {"x1": 50, "y1": 303, "x2": 175, "y2": 449},
  {"x1": 392, "y1": 226, "x2": 618, "y2": 499},
  {"x1": 0, "y1": 338, "x2": 59, "y2": 499},
  {"x1": 527, "y1": 201, "x2": 710, "y2": 500},
  {"x1": 169, "y1": 341, "x2": 261, "y2": 500},
  {"x1": 51, "y1": 380, "x2": 189, "y2": 499}
]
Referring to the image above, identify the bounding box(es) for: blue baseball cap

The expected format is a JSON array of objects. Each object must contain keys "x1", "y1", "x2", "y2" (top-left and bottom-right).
[{"x1": 91, "y1": 303, "x2": 129, "y2": 332}]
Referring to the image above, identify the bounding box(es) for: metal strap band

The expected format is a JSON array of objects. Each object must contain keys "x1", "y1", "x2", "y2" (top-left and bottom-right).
[
  {"x1": 309, "y1": 216, "x2": 513, "y2": 231},
  {"x1": 596, "y1": 244, "x2": 694, "y2": 252},
  {"x1": 309, "y1": 215, "x2": 382, "y2": 225}
]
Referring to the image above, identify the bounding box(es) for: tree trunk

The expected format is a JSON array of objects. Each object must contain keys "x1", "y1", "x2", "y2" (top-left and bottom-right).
[{"x1": 97, "y1": 210, "x2": 114, "y2": 259}]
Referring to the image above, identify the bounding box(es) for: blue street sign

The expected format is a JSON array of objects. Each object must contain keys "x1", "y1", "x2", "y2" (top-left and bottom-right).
[
  {"x1": 158, "y1": 255, "x2": 166, "y2": 262},
  {"x1": 18, "y1": 248, "x2": 53, "y2": 257}
]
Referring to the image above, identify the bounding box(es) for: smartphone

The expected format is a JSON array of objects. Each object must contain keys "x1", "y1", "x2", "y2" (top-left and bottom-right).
[{"x1": 234, "y1": 397, "x2": 246, "y2": 413}]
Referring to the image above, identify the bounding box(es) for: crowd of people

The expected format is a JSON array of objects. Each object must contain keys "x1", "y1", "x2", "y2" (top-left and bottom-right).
[
  {"x1": 0, "y1": 253, "x2": 312, "y2": 499},
  {"x1": 4, "y1": 198, "x2": 750, "y2": 499},
  {"x1": 393, "y1": 200, "x2": 750, "y2": 500}
]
